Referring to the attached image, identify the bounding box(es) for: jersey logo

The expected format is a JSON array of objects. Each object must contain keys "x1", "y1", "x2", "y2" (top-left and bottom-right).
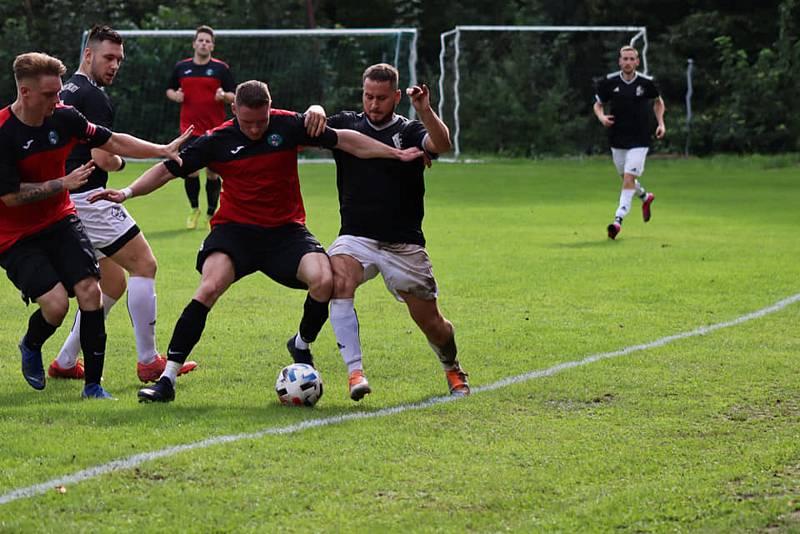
[
  {"x1": 110, "y1": 205, "x2": 127, "y2": 221},
  {"x1": 391, "y1": 132, "x2": 402, "y2": 149},
  {"x1": 613, "y1": 86, "x2": 620, "y2": 93},
  {"x1": 205, "y1": 68, "x2": 214, "y2": 76},
  {"x1": 267, "y1": 134, "x2": 283, "y2": 147},
  {"x1": 636, "y1": 85, "x2": 644, "y2": 96},
  {"x1": 62, "y1": 82, "x2": 79, "y2": 93},
  {"x1": 22, "y1": 139, "x2": 33, "y2": 150},
  {"x1": 230, "y1": 145, "x2": 244, "y2": 154},
  {"x1": 184, "y1": 69, "x2": 192, "y2": 75},
  {"x1": 48, "y1": 131, "x2": 59, "y2": 145}
]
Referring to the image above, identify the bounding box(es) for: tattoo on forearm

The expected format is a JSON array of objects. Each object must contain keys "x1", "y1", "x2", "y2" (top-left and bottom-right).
[{"x1": 15, "y1": 180, "x2": 63, "y2": 204}]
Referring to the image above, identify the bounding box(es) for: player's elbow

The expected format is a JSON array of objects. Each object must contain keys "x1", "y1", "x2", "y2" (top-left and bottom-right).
[{"x1": 0, "y1": 194, "x2": 21, "y2": 207}]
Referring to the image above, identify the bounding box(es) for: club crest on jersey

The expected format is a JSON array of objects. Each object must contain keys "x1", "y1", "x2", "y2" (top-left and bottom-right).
[
  {"x1": 391, "y1": 132, "x2": 402, "y2": 149},
  {"x1": 613, "y1": 86, "x2": 620, "y2": 93},
  {"x1": 48, "y1": 131, "x2": 59, "y2": 145},
  {"x1": 636, "y1": 85, "x2": 644, "y2": 96},
  {"x1": 206, "y1": 68, "x2": 214, "y2": 76},
  {"x1": 267, "y1": 133, "x2": 283, "y2": 147}
]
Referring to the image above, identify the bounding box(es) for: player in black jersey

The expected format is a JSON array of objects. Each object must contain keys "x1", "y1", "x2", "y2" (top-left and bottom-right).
[
  {"x1": 88, "y1": 80, "x2": 423, "y2": 403},
  {"x1": 0, "y1": 52, "x2": 191, "y2": 399},
  {"x1": 51, "y1": 26, "x2": 198, "y2": 383},
  {"x1": 317, "y1": 63, "x2": 470, "y2": 400},
  {"x1": 594, "y1": 45, "x2": 666, "y2": 239}
]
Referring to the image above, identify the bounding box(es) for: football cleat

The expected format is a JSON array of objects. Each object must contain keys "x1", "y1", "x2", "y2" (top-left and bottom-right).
[
  {"x1": 137, "y1": 354, "x2": 198, "y2": 383},
  {"x1": 138, "y1": 376, "x2": 175, "y2": 403},
  {"x1": 445, "y1": 366, "x2": 471, "y2": 397},
  {"x1": 607, "y1": 222, "x2": 621, "y2": 240},
  {"x1": 348, "y1": 370, "x2": 372, "y2": 401},
  {"x1": 286, "y1": 335, "x2": 314, "y2": 366},
  {"x1": 48, "y1": 359, "x2": 85, "y2": 379},
  {"x1": 642, "y1": 192, "x2": 655, "y2": 222},
  {"x1": 20, "y1": 338, "x2": 45, "y2": 390},
  {"x1": 185, "y1": 207, "x2": 201, "y2": 229},
  {"x1": 82, "y1": 383, "x2": 117, "y2": 400}
]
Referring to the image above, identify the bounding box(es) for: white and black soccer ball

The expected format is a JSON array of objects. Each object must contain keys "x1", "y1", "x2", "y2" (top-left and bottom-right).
[{"x1": 275, "y1": 363, "x2": 323, "y2": 407}]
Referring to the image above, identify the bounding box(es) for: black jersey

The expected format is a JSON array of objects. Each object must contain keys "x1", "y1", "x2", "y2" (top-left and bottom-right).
[
  {"x1": 60, "y1": 72, "x2": 115, "y2": 193},
  {"x1": 595, "y1": 71, "x2": 660, "y2": 149},
  {"x1": 327, "y1": 112, "x2": 430, "y2": 246},
  {"x1": 164, "y1": 109, "x2": 338, "y2": 229}
]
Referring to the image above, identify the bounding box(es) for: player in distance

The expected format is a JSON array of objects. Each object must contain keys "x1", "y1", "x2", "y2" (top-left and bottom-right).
[
  {"x1": 51, "y1": 25, "x2": 198, "y2": 384},
  {"x1": 0, "y1": 52, "x2": 191, "y2": 399},
  {"x1": 593, "y1": 45, "x2": 665, "y2": 240},
  {"x1": 89, "y1": 80, "x2": 424, "y2": 403}
]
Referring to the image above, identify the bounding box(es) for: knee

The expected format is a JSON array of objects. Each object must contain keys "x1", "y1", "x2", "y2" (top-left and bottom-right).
[
  {"x1": 73, "y1": 277, "x2": 101, "y2": 308},
  {"x1": 331, "y1": 272, "x2": 357, "y2": 299},
  {"x1": 40, "y1": 298, "x2": 69, "y2": 325},
  {"x1": 308, "y1": 269, "x2": 333, "y2": 302}
]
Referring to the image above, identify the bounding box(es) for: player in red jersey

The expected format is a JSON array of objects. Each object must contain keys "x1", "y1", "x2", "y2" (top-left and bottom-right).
[
  {"x1": 167, "y1": 25, "x2": 235, "y2": 229},
  {"x1": 0, "y1": 52, "x2": 191, "y2": 399},
  {"x1": 90, "y1": 80, "x2": 424, "y2": 403}
]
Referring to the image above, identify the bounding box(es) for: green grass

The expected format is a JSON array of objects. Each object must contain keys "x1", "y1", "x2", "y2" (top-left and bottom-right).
[{"x1": 1, "y1": 156, "x2": 799, "y2": 532}]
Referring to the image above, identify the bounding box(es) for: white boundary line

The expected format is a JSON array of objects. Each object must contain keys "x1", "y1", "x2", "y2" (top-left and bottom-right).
[{"x1": 2, "y1": 292, "x2": 798, "y2": 506}]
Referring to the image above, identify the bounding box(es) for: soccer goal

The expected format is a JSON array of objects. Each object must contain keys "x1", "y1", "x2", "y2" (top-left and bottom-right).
[
  {"x1": 79, "y1": 28, "x2": 418, "y2": 144},
  {"x1": 437, "y1": 25, "x2": 648, "y2": 158}
]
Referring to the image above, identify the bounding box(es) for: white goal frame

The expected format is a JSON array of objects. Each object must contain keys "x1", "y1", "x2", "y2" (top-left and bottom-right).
[{"x1": 438, "y1": 25, "x2": 648, "y2": 158}]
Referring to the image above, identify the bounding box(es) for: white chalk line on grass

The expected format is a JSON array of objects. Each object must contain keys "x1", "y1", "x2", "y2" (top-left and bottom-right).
[{"x1": 2, "y1": 292, "x2": 799, "y2": 506}]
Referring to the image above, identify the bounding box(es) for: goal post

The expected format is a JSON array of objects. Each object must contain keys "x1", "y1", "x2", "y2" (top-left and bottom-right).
[
  {"x1": 80, "y1": 28, "x2": 418, "y2": 144},
  {"x1": 438, "y1": 25, "x2": 648, "y2": 158}
]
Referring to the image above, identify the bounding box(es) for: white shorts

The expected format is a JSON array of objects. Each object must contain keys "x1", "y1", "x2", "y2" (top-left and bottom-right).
[
  {"x1": 611, "y1": 147, "x2": 649, "y2": 177},
  {"x1": 327, "y1": 235, "x2": 438, "y2": 302},
  {"x1": 71, "y1": 188, "x2": 139, "y2": 259}
]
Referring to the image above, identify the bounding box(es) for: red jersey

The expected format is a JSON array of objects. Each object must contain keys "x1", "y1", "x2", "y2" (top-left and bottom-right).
[
  {"x1": 164, "y1": 109, "x2": 338, "y2": 229},
  {"x1": 0, "y1": 104, "x2": 111, "y2": 253},
  {"x1": 167, "y1": 58, "x2": 235, "y2": 135}
]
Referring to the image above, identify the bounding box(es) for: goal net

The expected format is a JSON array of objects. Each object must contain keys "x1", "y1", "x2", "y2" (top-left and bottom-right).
[
  {"x1": 437, "y1": 26, "x2": 648, "y2": 158},
  {"x1": 82, "y1": 28, "x2": 418, "y2": 144}
]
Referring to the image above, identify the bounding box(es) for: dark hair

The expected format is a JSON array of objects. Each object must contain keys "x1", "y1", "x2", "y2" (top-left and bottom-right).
[
  {"x1": 363, "y1": 63, "x2": 399, "y2": 90},
  {"x1": 195, "y1": 25, "x2": 215, "y2": 42},
  {"x1": 13, "y1": 52, "x2": 66, "y2": 82},
  {"x1": 235, "y1": 80, "x2": 271, "y2": 108},
  {"x1": 87, "y1": 24, "x2": 123, "y2": 46}
]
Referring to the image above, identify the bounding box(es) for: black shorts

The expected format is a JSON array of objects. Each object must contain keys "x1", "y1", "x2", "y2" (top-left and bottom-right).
[
  {"x1": 0, "y1": 214, "x2": 100, "y2": 302},
  {"x1": 196, "y1": 222, "x2": 325, "y2": 289}
]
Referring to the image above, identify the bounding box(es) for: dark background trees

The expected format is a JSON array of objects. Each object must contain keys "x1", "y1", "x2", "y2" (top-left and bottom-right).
[{"x1": 1, "y1": 0, "x2": 796, "y2": 154}]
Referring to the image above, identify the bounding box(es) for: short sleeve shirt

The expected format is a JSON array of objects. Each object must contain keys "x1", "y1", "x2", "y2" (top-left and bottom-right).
[
  {"x1": 595, "y1": 71, "x2": 660, "y2": 148},
  {"x1": 168, "y1": 58, "x2": 235, "y2": 134}
]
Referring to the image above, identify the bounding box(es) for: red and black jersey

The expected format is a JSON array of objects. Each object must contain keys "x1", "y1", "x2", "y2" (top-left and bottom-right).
[
  {"x1": 0, "y1": 104, "x2": 112, "y2": 253},
  {"x1": 167, "y1": 58, "x2": 235, "y2": 135},
  {"x1": 327, "y1": 112, "x2": 430, "y2": 246},
  {"x1": 595, "y1": 71, "x2": 660, "y2": 149},
  {"x1": 60, "y1": 72, "x2": 115, "y2": 192},
  {"x1": 164, "y1": 109, "x2": 338, "y2": 229}
]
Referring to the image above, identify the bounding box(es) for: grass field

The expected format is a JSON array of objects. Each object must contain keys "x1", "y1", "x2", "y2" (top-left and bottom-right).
[{"x1": 0, "y1": 155, "x2": 798, "y2": 532}]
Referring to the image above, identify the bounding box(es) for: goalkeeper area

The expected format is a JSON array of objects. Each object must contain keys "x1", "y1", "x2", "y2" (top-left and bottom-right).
[{"x1": 93, "y1": 28, "x2": 417, "y2": 143}]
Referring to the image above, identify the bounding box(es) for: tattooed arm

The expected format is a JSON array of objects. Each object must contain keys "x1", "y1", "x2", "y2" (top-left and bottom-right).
[{"x1": 0, "y1": 162, "x2": 95, "y2": 207}]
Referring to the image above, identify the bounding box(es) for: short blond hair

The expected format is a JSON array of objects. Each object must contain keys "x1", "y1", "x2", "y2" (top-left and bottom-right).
[
  {"x1": 619, "y1": 45, "x2": 639, "y2": 58},
  {"x1": 13, "y1": 52, "x2": 66, "y2": 82}
]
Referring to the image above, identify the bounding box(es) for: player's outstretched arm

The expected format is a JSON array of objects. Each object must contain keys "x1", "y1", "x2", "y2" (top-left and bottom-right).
[
  {"x1": 1, "y1": 162, "x2": 94, "y2": 207},
  {"x1": 87, "y1": 162, "x2": 176, "y2": 204},
  {"x1": 407, "y1": 84, "x2": 452, "y2": 154},
  {"x1": 653, "y1": 97, "x2": 666, "y2": 138},
  {"x1": 100, "y1": 126, "x2": 194, "y2": 165},
  {"x1": 333, "y1": 129, "x2": 423, "y2": 161},
  {"x1": 90, "y1": 148, "x2": 124, "y2": 172}
]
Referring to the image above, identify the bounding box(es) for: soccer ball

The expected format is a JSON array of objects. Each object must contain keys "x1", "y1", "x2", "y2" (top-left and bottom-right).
[{"x1": 275, "y1": 363, "x2": 323, "y2": 407}]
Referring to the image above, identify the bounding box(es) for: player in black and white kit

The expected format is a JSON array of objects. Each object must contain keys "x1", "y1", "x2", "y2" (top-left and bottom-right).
[
  {"x1": 594, "y1": 45, "x2": 666, "y2": 239},
  {"x1": 88, "y1": 80, "x2": 423, "y2": 403},
  {"x1": 50, "y1": 26, "x2": 198, "y2": 383},
  {"x1": 308, "y1": 63, "x2": 470, "y2": 400}
]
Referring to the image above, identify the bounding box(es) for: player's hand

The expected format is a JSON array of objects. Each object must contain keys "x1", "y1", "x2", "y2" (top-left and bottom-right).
[
  {"x1": 396, "y1": 147, "x2": 425, "y2": 162},
  {"x1": 87, "y1": 188, "x2": 126, "y2": 204},
  {"x1": 655, "y1": 124, "x2": 666, "y2": 139},
  {"x1": 406, "y1": 84, "x2": 431, "y2": 112},
  {"x1": 62, "y1": 161, "x2": 95, "y2": 191},
  {"x1": 422, "y1": 153, "x2": 433, "y2": 168},
  {"x1": 303, "y1": 105, "x2": 327, "y2": 137},
  {"x1": 600, "y1": 114, "x2": 615, "y2": 128},
  {"x1": 214, "y1": 87, "x2": 225, "y2": 102},
  {"x1": 174, "y1": 88, "x2": 184, "y2": 103},
  {"x1": 163, "y1": 126, "x2": 194, "y2": 166}
]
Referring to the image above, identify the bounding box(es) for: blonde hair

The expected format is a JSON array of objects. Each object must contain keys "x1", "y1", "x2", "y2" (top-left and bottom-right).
[
  {"x1": 13, "y1": 52, "x2": 66, "y2": 82},
  {"x1": 619, "y1": 45, "x2": 639, "y2": 58}
]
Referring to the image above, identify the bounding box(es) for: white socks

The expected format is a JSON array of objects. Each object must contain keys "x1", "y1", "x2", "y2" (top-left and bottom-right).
[
  {"x1": 56, "y1": 293, "x2": 117, "y2": 368},
  {"x1": 128, "y1": 276, "x2": 158, "y2": 364},
  {"x1": 330, "y1": 298, "x2": 363, "y2": 374},
  {"x1": 294, "y1": 334, "x2": 309, "y2": 350},
  {"x1": 161, "y1": 360, "x2": 182, "y2": 385},
  {"x1": 615, "y1": 188, "x2": 636, "y2": 221}
]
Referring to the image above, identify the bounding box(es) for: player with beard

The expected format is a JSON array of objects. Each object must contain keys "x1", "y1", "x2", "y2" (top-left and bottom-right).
[{"x1": 50, "y1": 25, "x2": 198, "y2": 383}]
